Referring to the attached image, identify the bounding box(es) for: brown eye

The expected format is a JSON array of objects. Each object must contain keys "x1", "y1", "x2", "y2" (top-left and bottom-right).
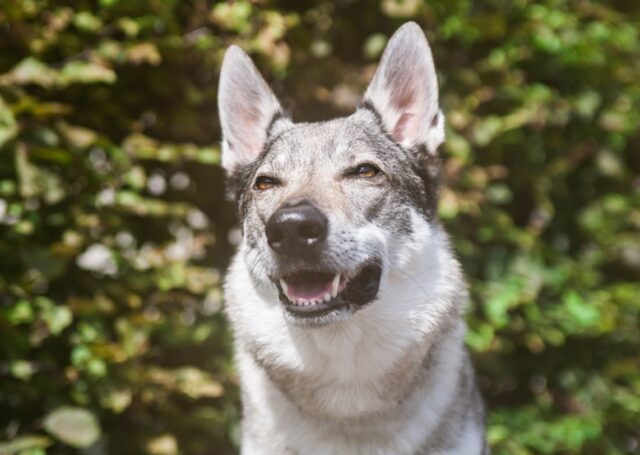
[
  {"x1": 255, "y1": 176, "x2": 277, "y2": 190},
  {"x1": 352, "y1": 164, "x2": 382, "y2": 178}
]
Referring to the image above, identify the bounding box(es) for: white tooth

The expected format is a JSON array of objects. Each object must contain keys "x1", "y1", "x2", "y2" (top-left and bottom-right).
[
  {"x1": 331, "y1": 273, "x2": 341, "y2": 298},
  {"x1": 324, "y1": 293, "x2": 331, "y2": 302},
  {"x1": 280, "y1": 279, "x2": 290, "y2": 299}
]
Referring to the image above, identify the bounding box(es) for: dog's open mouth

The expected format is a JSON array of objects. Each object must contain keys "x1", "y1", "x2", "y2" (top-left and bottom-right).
[{"x1": 275, "y1": 262, "x2": 382, "y2": 319}]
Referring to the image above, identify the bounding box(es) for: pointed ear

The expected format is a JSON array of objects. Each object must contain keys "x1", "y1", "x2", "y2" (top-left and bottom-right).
[
  {"x1": 363, "y1": 22, "x2": 444, "y2": 154},
  {"x1": 218, "y1": 46, "x2": 287, "y2": 173}
]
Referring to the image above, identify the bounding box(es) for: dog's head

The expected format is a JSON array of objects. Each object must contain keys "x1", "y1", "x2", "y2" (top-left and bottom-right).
[{"x1": 218, "y1": 23, "x2": 445, "y2": 326}]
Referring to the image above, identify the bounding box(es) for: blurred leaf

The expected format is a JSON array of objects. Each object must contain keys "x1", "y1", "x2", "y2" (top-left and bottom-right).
[
  {"x1": 0, "y1": 58, "x2": 57, "y2": 87},
  {"x1": 43, "y1": 407, "x2": 101, "y2": 449},
  {"x1": 73, "y1": 11, "x2": 102, "y2": 32},
  {"x1": 15, "y1": 145, "x2": 66, "y2": 204},
  {"x1": 210, "y1": 1, "x2": 253, "y2": 32},
  {"x1": 563, "y1": 291, "x2": 600, "y2": 330},
  {"x1": 0, "y1": 435, "x2": 52, "y2": 454},
  {"x1": 59, "y1": 61, "x2": 116, "y2": 85},
  {"x1": 57, "y1": 122, "x2": 98, "y2": 148},
  {"x1": 0, "y1": 95, "x2": 18, "y2": 148},
  {"x1": 127, "y1": 43, "x2": 161, "y2": 65},
  {"x1": 0, "y1": 58, "x2": 115, "y2": 88},
  {"x1": 381, "y1": 0, "x2": 421, "y2": 18},
  {"x1": 37, "y1": 297, "x2": 73, "y2": 335},
  {"x1": 9, "y1": 360, "x2": 36, "y2": 380},
  {"x1": 147, "y1": 366, "x2": 224, "y2": 399},
  {"x1": 147, "y1": 434, "x2": 178, "y2": 455},
  {"x1": 363, "y1": 33, "x2": 387, "y2": 59}
]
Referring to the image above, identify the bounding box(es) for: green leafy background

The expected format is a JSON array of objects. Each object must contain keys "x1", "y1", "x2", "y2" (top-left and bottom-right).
[{"x1": 0, "y1": 1, "x2": 638, "y2": 454}]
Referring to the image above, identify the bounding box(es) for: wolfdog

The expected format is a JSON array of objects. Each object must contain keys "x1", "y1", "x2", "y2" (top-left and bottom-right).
[{"x1": 218, "y1": 22, "x2": 487, "y2": 455}]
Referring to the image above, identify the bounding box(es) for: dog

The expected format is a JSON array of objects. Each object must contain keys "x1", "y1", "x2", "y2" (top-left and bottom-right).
[{"x1": 218, "y1": 22, "x2": 487, "y2": 455}]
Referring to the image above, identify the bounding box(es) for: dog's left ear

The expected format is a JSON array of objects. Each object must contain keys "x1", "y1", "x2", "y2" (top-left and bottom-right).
[{"x1": 363, "y1": 22, "x2": 444, "y2": 155}]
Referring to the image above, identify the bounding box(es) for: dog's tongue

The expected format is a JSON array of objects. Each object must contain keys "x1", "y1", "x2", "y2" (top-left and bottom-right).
[{"x1": 283, "y1": 271, "x2": 334, "y2": 300}]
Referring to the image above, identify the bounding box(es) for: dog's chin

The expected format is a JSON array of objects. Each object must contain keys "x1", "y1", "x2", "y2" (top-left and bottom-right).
[{"x1": 274, "y1": 261, "x2": 382, "y2": 327}]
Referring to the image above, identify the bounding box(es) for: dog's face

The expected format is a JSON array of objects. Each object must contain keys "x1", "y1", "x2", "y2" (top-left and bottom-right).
[{"x1": 219, "y1": 23, "x2": 445, "y2": 326}]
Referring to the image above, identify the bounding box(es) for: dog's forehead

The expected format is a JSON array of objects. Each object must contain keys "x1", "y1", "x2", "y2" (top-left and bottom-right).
[{"x1": 262, "y1": 114, "x2": 387, "y2": 170}]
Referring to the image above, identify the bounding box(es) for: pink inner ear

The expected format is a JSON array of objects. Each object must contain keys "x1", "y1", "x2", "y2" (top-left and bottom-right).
[
  {"x1": 236, "y1": 109, "x2": 266, "y2": 160},
  {"x1": 393, "y1": 111, "x2": 415, "y2": 143},
  {"x1": 390, "y1": 84, "x2": 420, "y2": 143}
]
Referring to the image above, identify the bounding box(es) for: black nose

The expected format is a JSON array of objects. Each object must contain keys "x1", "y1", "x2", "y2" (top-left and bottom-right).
[{"x1": 266, "y1": 199, "x2": 328, "y2": 255}]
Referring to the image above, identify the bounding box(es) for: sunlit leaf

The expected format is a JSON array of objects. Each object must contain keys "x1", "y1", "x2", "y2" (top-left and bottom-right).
[
  {"x1": 43, "y1": 407, "x2": 101, "y2": 448},
  {"x1": 0, "y1": 435, "x2": 52, "y2": 454},
  {"x1": 0, "y1": 95, "x2": 18, "y2": 148}
]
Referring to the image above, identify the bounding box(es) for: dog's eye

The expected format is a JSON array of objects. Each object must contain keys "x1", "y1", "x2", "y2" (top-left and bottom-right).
[
  {"x1": 352, "y1": 164, "x2": 382, "y2": 178},
  {"x1": 255, "y1": 176, "x2": 278, "y2": 191}
]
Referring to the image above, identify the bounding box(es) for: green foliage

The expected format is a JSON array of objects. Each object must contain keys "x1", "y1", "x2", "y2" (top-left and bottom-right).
[{"x1": 0, "y1": 1, "x2": 638, "y2": 454}]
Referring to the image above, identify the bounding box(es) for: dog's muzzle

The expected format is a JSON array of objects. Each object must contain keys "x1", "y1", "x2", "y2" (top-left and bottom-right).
[{"x1": 266, "y1": 198, "x2": 382, "y2": 322}]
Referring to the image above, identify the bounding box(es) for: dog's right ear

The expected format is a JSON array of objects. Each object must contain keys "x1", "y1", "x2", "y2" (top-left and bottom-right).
[{"x1": 218, "y1": 46, "x2": 287, "y2": 174}]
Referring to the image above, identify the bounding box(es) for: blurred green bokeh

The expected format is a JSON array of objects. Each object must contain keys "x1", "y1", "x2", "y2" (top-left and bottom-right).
[{"x1": 0, "y1": 1, "x2": 638, "y2": 454}]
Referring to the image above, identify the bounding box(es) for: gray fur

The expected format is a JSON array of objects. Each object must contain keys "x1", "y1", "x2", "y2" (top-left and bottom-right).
[{"x1": 219, "y1": 21, "x2": 487, "y2": 454}]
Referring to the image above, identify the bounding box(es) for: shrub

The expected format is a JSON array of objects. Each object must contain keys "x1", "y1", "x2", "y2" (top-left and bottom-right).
[{"x1": 0, "y1": 1, "x2": 638, "y2": 454}]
